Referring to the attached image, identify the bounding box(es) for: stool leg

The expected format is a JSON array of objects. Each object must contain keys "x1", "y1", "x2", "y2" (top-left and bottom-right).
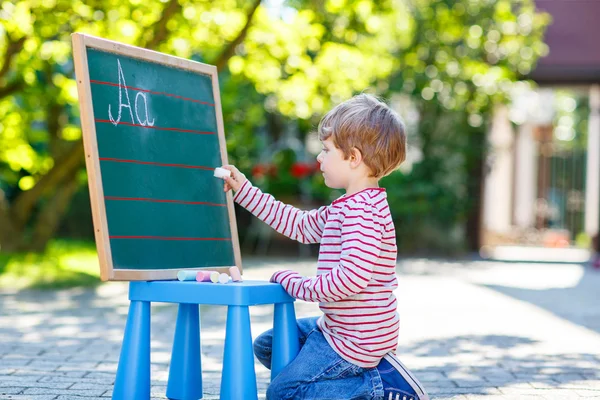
[
  {"x1": 271, "y1": 302, "x2": 299, "y2": 379},
  {"x1": 220, "y1": 305, "x2": 257, "y2": 400},
  {"x1": 113, "y1": 300, "x2": 151, "y2": 400},
  {"x1": 167, "y1": 304, "x2": 202, "y2": 400}
]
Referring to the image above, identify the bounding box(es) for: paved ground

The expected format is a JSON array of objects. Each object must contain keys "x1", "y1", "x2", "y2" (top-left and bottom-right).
[{"x1": 1, "y1": 256, "x2": 600, "y2": 399}]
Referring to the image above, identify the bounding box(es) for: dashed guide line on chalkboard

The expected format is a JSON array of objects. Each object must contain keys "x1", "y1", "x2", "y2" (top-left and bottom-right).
[
  {"x1": 99, "y1": 157, "x2": 215, "y2": 170},
  {"x1": 104, "y1": 196, "x2": 226, "y2": 207},
  {"x1": 94, "y1": 119, "x2": 215, "y2": 135},
  {"x1": 92, "y1": 79, "x2": 215, "y2": 107},
  {"x1": 109, "y1": 235, "x2": 231, "y2": 241}
]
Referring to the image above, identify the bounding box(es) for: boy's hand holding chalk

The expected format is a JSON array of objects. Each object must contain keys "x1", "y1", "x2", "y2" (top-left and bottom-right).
[{"x1": 216, "y1": 165, "x2": 247, "y2": 193}]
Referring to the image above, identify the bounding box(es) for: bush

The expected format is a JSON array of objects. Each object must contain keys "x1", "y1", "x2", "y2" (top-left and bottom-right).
[
  {"x1": 382, "y1": 169, "x2": 467, "y2": 255},
  {"x1": 0, "y1": 240, "x2": 100, "y2": 289}
]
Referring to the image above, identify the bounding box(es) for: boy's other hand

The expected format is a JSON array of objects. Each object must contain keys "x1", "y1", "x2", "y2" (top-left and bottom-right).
[{"x1": 221, "y1": 165, "x2": 247, "y2": 193}]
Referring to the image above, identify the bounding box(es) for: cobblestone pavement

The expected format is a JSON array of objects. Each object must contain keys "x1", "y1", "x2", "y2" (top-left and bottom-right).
[{"x1": 1, "y1": 257, "x2": 600, "y2": 399}]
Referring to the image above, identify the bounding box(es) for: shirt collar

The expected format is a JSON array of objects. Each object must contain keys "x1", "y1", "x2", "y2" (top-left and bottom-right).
[{"x1": 331, "y1": 187, "x2": 386, "y2": 205}]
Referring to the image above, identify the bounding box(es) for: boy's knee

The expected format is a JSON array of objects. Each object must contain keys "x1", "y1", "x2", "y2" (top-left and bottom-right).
[
  {"x1": 267, "y1": 371, "x2": 307, "y2": 400},
  {"x1": 254, "y1": 329, "x2": 272, "y2": 347},
  {"x1": 253, "y1": 332, "x2": 271, "y2": 355},
  {"x1": 253, "y1": 330, "x2": 273, "y2": 368},
  {"x1": 253, "y1": 338, "x2": 268, "y2": 358},
  {"x1": 266, "y1": 379, "x2": 291, "y2": 400},
  {"x1": 266, "y1": 382, "x2": 278, "y2": 400}
]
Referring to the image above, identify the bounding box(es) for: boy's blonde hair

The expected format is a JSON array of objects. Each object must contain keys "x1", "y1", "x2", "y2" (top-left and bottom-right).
[{"x1": 318, "y1": 94, "x2": 406, "y2": 178}]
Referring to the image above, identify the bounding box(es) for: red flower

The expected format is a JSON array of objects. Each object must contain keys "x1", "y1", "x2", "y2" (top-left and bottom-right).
[
  {"x1": 252, "y1": 163, "x2": 278, "y2": 178},
  {"x1": 252, "y1": 164, "x2": 268, "y2": 178},
  {"x1": 267, "y1": 164, "x2": 278, "y2": 177},
  {"x1": 290, "y1": 162, "x2": 315, "y2": 179}
]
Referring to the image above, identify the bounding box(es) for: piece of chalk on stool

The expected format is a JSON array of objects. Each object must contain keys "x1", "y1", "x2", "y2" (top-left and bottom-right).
[
  {"x1": 196, "y1": 270, "x2": 217, "y2": 282},
  {"x1": 177, "y1": 270, "x2": 199, "y2": 281},
  {"x1": 209, "y1": 271, "x2": 220, "y2": 283},
  {"x1": 229, "y1": 266, "x2": 242, "y2": 282},
  {"x1": 218, "y1": 273, "x2": 230, "y2": 284},
  {"x1": 214, "y1": 167, "x2": 231, "y2": 179}
]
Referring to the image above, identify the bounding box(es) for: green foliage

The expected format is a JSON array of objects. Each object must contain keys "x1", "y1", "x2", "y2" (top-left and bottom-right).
[
  {"x1": 382, "y1": 165, "x2": 466, "y2": 254},
  {"x1": 0, "y1": 0, "x2": 411, "y2": 250},
  {"x1": 230, "y1": 0, "x2": 412, "y2": 118},
  {"x1": 220, "y1": 71, "x2": 267, "y2": 174},
  {"x1": 378, "y1": 0, "x2": 549, "y2": 250},
  {"x1": 0, "y1": 0, "x2": 550, "y2": 257},
  {"x1": 0, "y1": 239, "x2": 99, "y2": 289},
  {"x1": 0, "y1": 0, "x2": 411, "y2": 187},
  {"x1": 390, "y1": 0, "x2": 549, "y2": 113},
  {"x1": 0, "y1": 0, "x2": 259, "y2": 189}
]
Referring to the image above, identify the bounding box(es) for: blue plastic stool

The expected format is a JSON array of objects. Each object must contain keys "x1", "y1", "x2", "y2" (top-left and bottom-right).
[{"x1": 112, "y1": 280, "x2": 300, "y2": 400}]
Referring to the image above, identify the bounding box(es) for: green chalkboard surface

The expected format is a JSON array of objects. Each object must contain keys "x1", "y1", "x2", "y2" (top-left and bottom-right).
[{"x1": 72, "y1": 34, "x2": 241, "y2": 281}]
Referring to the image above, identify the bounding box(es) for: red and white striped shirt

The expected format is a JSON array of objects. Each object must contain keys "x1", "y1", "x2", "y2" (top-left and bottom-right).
[{"x1": 234, "y1": 181, "x2": 399, "y2": 368}]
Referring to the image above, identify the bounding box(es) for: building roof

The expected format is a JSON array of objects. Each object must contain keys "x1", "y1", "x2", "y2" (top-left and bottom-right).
[{"x1": 531, "y1": 0, "x2": 600, "y2": 84}]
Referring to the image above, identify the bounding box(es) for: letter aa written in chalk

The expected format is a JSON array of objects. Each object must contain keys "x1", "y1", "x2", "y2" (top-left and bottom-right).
[{"x1": 108, "y1": 59, "x2": 155, "y2": 127}]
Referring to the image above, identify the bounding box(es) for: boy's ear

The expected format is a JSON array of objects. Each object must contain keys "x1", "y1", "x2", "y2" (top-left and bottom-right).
[{"x1": 350, "y1": 147, "x2": 363, "y2": 168}]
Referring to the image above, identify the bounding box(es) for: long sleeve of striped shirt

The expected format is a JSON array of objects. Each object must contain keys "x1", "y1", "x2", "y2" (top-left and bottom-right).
[
  {"x1": 270, "y1": 202, "x2": 383, "y2": 302},
  {"x1": 233, "y1": 180, "x2": 327, "y2": 244}
]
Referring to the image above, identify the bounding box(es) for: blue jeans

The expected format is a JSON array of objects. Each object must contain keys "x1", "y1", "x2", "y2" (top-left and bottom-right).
[{"x1": 254, "y1": 317, "x2": 385, "y2": 400}]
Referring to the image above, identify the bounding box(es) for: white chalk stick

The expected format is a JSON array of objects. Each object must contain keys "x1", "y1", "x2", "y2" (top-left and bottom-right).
[
  {"x1": 177, "y1": 270, "x2": 199, "y2": 281},
  {"x1": 218, "y1": 273, "x2": 230, "y2": 284},
  {"x1": 229, "y1": 266, "x2": 242, "y2": 282},
  {"x1": 209, "y1": 271, "x2": 220, "y2": 283},
  {"x1": 214, "y1": 167, "x2": 231, "y2": 179}
]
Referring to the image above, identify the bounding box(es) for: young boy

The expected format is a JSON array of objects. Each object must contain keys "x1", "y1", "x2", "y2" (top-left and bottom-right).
[{"x1": 221, "y1": 94, "x2": 429, "y2": 400}]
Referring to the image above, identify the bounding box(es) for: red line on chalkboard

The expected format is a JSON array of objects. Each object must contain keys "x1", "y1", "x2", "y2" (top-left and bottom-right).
[
  {"x1": 99, "y1": 157, "x2": 214, "y2": 171},
  {"x1": 90, "y1": 79, "x2": 215, "y2": 106},
  {"x1": 105, "y1": 196, "x2": 226, "y2": 207},
  {"x1": 95, "y1": 119, "x2": 215, "y2": 135},
  {"x1": 109, "y1": 235, "x2": 231, "y2": 241}
]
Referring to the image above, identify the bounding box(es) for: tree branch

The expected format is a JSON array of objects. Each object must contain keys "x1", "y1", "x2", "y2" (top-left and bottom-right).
[
  {"x1": 0, "y1": 188, "x2": 12, "y2": 230},
  {"x1": 143, "y1": 0, "x2": 182, "y2": 50},
  {"x1": 0, "y1": 32, "x2": 26, "y2": 81},
  {"x1": 30, "y1": 172, "x2": 80, "y2": 252},
  {"x1": 212, "y1": 0, "x2": 262, "y2": 72},
  {"x1": 10, "y1": 141, "x2": 84, "y2": 230},
  {"x1": 0, "y1": 79, "x2": 24, "y2": 100},
  {"x1": 44, "y1": 61, "x2": 63, "y2": 154},
  {"x1": 0, "y1": 188, "x2": 21, "y2": 251},
  {"x1": 0, "y1": 33, "x2": 26, "y2": 100}
]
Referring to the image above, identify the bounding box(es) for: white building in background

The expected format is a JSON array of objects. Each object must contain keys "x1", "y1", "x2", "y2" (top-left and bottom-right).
[
  {"x1": 482, "y1": 87, "x2": 599, "y2": 245},
  {"x1": 585, "y1": 87, "x2": 600, "y2": 238},
  {"x1": 481, "y1": 0, "x2": 600, "y2": 255}
]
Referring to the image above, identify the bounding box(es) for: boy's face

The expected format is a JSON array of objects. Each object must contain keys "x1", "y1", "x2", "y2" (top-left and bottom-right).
[{"x1": 316, "y1": 137, "x2": 352, "y2": 190}]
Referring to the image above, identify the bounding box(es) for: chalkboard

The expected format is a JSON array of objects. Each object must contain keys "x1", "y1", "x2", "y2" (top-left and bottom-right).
[{"x1": 72, "y1": 34, "x2": 241, "y2": 281}]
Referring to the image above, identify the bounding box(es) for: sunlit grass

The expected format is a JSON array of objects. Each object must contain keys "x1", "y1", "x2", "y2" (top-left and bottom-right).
[{"x1": 0, "y1": 240, "x2": 100, "y2": 290}]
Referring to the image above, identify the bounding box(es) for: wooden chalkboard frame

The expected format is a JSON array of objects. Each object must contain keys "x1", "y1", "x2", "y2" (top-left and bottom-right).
[{"x1": 71, "y1": 33, "x2": 242, "y2": 281}]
